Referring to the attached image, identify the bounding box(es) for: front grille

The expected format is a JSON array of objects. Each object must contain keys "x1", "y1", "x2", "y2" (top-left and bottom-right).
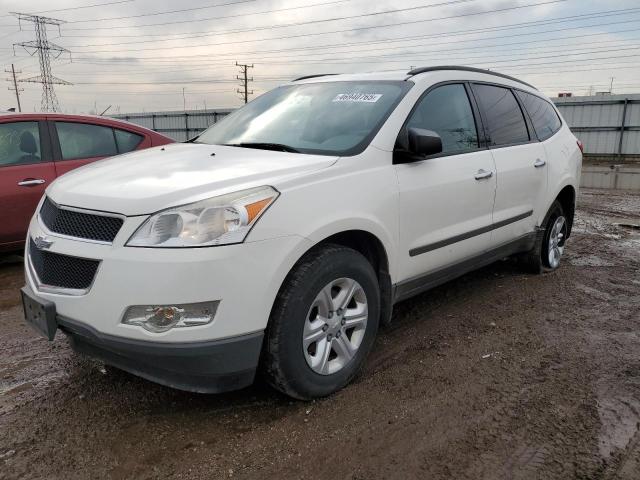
[
  {"x1": 29, "y1": 239, "x2": 100, "y2": 290},
  {"x1": 40, "y1": 197, "x2": 123, "y2": 243}
]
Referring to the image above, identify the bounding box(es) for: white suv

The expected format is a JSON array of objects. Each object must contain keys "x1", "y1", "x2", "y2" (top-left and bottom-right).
[{"x1": 22, "y1": 66, "x2": 582, "y2": 399}]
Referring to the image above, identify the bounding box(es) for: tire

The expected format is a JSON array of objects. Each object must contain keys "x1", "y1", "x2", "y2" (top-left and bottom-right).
[
  {"x1": 262, "y1": 244, "x2": 380, "y2": 400},
  {"x1": 520, "y1": 200, "x2": 568, "y2": 274}
]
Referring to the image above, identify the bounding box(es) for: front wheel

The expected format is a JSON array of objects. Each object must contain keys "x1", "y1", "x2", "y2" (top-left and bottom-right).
[{"x1": 262, "y1": 244, "x2": 380, "y2": 400}]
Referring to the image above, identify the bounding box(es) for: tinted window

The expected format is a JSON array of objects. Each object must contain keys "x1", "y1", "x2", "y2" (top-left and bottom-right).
[
  {"x1": 56, "y1": 122, "x2": 117, "y2": 160},
  {"x1": 405, "y1": 84, "x2": 479, "y2": 154},
  {"x1": 0, "y1": 121, "x2": 41, "y2": 167},
  {"x1": 114, "y1": 129, "x2": 143, "y2": 153},
  {"x1": 474, "y1": 84, "x2": 529, "y2": 146},
  {"x1": 516, "y1": 91, "x2": 562, "y2": 140},
  {"x1": 196, "y1": 81, "x2": 410, "y2": 156}
]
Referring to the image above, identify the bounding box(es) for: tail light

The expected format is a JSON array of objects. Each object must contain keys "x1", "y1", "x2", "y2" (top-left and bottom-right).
[{"x1": 577, "y1": 140, "x2": 584, "y2": 153}]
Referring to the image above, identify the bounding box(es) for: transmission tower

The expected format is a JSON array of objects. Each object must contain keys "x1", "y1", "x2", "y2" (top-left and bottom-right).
[
  {"x1": 12, "y1": 13, "x2": 71, "y2": 112},
  {"x1": 236, "y1": 62, "x2": 254, "y2": 104}
]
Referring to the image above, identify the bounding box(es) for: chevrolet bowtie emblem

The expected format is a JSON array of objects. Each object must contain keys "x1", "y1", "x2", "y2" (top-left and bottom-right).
[{"x1": 33, "y1": 236, "x2": 53, "y2": 250}]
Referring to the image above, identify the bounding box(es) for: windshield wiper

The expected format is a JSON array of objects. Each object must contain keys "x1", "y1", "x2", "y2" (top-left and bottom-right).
[{"x1": 224, "y1": 142, "x2": 301, "y2": 153}]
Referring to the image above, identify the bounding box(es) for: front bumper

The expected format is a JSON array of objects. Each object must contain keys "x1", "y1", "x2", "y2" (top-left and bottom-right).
[
  {"x1": 59, "y1": 314, "x2": 264, "y2": 393},
  {"x1": 23, "y1": 208, "x2": 314, "y2": 392},
  {"x1": 25, "y1": 212, "x2": 312, "y2": 343}
]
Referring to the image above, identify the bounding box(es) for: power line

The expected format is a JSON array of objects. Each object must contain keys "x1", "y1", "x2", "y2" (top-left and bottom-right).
[
  {"x1": 56, "y1": 5, "x2": 636, "y2": 54},
  {"x1": 57, "y1": 0, "x2": 573, "y2": 60},
  {"x1": 55, "y1": 23, "x2": 640, "y2": 71},
  {"x1": 48, "y1": 38, "x2": 640, "y2": 77},
  {"x1": 12, "y1": 13, "x2": 71, "y2": 112},
  {"x1": 60, "y1": 0, "x2": 559, "y2": 38},
  {"x1": 63, "y1": 0, "x2": 260, "y2": 24},
  {"x1": 5, "y1": 63, "x2": 23, "y2": 111},
  {"x1": 58, "y1": 0, "x2": 359, "y2": 39},
  {"x1": 61, "y1": 0, "x2": 261, "y2": 23},
  {"x1": 0, "y1": 1, "x2": 135, "y2": 18}
]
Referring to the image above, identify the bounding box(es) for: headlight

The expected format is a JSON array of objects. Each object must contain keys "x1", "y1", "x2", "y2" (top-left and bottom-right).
[{"x1": 126, "y1": 186, "x2": 278, "y2": 247}]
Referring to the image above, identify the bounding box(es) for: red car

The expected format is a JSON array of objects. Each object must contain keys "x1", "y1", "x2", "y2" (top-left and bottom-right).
[{"x1": 0, "y1": 113, "x2": 173, "y2": 252}]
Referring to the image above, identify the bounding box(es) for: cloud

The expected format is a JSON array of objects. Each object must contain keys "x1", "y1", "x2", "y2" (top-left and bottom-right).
[{"x1": 1, "y1": 0, "x2": 639, "y2": 112}]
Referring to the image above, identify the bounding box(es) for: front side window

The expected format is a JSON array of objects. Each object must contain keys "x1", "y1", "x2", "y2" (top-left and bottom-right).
[
  {"x1": 0, "y1": 121, "x2": 41, "y2": 167},
  {"x1": 403, "y1": 83, "x2": 479, "y2": 154},
  {"x1": 55, "y1": 122, "x2": 117, "y2": 160},
  {"x1": 196, "y1": 81, "x2": 412, "y2": 156},
  {"x1": 474, "y1": 84, "x2": 530, "y2": 146},
  {"x1": 515, "y1": 91, "x2": 562, "y2": 140}
]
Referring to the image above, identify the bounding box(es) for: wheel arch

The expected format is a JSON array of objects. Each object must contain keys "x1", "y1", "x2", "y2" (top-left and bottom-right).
[
  {"x1": 270, "y1": 227, "x2": 395, "y2": 328},
  {"x1": 556, "y1": 184, "x2": 576, "y2": 238},
  {"x1": 539, "y1": 181, "x2": 577, "y2": 239}
]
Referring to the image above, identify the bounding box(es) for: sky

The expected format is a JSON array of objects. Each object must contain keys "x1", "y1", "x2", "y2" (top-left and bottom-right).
[{"x1": 0, "y1": 0, "x2": 639, "y2": 114}]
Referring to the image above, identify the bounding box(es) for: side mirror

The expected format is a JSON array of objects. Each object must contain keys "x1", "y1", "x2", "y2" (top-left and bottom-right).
[{"x1": 407, "y1": 128, "x2": 442, "y2": 157}]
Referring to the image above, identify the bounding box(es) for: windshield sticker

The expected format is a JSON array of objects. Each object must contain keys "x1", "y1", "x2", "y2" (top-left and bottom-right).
[{"x1": 333, "y1": 93, "x2": 382, "y2": 103}]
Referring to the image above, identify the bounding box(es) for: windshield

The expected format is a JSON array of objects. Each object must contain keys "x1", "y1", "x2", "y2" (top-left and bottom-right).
[{"x1": 196, "y1": 81, "x2": 411, "y2": 156}]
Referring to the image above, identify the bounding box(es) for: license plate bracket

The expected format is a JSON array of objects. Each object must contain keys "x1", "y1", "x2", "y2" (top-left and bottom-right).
[{"x1": 21, "y1": 287, "x2": 57, "y2": 340}]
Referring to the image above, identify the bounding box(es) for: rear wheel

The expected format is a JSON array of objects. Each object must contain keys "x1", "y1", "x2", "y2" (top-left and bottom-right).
[
  {"x1": 262, "y1": 244, "x2": 380, "y2": 400},
  {"x1": 521, "y1": 200, "x2": 567, "y2": 273}
]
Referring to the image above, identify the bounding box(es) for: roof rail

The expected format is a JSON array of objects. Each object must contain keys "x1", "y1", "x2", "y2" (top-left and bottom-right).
[
  {"x1": 292, "y1": 73, "x2": 340, "y2": 82},
  {"x1": 406, "y1": 66, "x2": 537, "y2": 90}
]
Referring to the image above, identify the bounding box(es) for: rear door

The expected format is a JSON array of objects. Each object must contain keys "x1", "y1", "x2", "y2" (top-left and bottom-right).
[
  {"x1": 50, "y1": 120, "x2": 150, "y2": 177},
  {"x1": 0, "y1": 120, "x2": 56, "y2": 248},
  {"x1": 395, "y1": 82, "x2": 497, "y2": 282},
  {"x1": 50, "y1": 120, "x2": 119, "y2": 177},
  {"x1": 471, "y1": 83, "x2": 547, "y2": 246}
]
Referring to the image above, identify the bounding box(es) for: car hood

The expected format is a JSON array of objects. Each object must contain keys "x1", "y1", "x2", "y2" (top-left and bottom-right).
[{"x1": 47, "y1": 143, "x2": 337, "y2": 216}]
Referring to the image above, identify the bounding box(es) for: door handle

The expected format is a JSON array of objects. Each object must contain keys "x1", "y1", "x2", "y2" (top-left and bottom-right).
[
  {"x1": 18, "y1": 178, "x2": 46, "y2": 187},
  {"x1": 534, "y1": 159, "x2": 546, "y2": 168},
  {"x1": 474, "y1": 169, "x2": 493, "y2": 180}
]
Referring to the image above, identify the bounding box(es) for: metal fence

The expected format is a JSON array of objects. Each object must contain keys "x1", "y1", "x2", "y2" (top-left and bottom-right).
[
  {"x1": 112, "y1": 109, "x2": 234, "y2": 142},
  {"x1": 552, "y1": 94, "x2": 640, "y2": 190},
  {"x1": 552, "y1": 94, "x2": 640, "y2": 162}
]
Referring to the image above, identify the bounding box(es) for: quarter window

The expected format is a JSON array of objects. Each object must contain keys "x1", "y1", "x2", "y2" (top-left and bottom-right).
[
  {"x1": 0, "y1": 121, "x2": 41, "y2": 167},
  {"x1": 114, "y1": 129, "x2": 143, "y2": 153},
  {"x1": 55, "y1": 122, "x2": 117, "y2": 160},
  {"x1": 405, "y1": 83, "x2": 479, "y2": 154},
  {"x1": 474, "y1": 84, "x2": 530, "y2": 146},
  {"x1": 515, "y1": 91, "x2": 562, "y2": 140}
]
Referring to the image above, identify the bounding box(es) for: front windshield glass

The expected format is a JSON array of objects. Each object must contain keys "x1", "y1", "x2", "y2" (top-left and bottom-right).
[{"x1": 196, "y1": 81, "x2": 411, "y2": 156}]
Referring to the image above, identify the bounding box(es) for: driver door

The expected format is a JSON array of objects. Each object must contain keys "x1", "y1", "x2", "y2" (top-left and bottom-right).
[{"x1": 395, "y1": 83, "x2": 496, "y2": 285}]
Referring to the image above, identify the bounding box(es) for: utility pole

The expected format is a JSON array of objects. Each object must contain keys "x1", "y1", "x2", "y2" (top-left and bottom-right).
[
  {"x1": 5, "y1": 64, "x2": 23, "y2": 112},
  {"x1": 12, "y1": 13, "x2": 71, "y2": 112},
  {"x1": 609, "y1": 77, "x2": 615, "y2": 94},
  {"x1": 236, "y1": 62, "x2": 253, "y2": 104}
]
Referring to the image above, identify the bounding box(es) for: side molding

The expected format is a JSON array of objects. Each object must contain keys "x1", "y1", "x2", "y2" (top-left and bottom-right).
[{"x1": 409, "y1": 211, "x2": 533, "y2": 257}]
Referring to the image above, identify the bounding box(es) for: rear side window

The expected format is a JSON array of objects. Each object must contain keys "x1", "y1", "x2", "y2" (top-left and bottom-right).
[
  {"x1": 515, "y1": 91, "x2": 562, "y2": 140},
  {"x1": 55, "y1": 122, "x2": 117, "y2": 160},
  {"x1": 0, "y1": 121, "x2": 41, "y2": 167},
  {"x1": 473, "y1": 84, "x2": 530, "y2": 146},
  {"x1": 114, "y1": 129, "x2": 143, "y2": 153},
  {"x1": 404, "y1": 83, "x2": 479, "y2": 154}
]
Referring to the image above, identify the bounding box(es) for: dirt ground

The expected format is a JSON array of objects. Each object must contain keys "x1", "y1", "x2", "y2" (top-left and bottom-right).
[{"x1": 1, "y1": 188, "x2": 639, "y2": 480}]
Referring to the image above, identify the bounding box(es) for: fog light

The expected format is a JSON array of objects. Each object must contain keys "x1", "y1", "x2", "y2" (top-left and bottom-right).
[{"x1": 122, "y1": 301, "x2": 219, "y2": 333}]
